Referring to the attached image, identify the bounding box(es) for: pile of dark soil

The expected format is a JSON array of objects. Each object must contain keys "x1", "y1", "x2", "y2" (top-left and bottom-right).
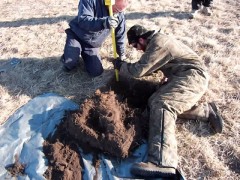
[
  {"x1": 42, "y1": 75, "x2": 161, "y2": 179},
  {"x1": 66, "y1": 88, "x2": 143, "y2": 158},
  {"x1": 43, "y1": 140, "x2": 82, "y2": 180}
]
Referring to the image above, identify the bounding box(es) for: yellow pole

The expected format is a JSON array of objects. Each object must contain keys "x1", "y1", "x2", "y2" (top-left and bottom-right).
[{"x1": 105, "y1": 0, "x2": 119, "y2": 81}]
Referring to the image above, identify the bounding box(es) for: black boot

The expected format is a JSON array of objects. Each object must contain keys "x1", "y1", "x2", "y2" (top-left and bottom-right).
[
  {"x1": 131, "y1": 162, "x2": 176, "y2": 178},
  {"x1": 61, "y1": 65, "x2": 72, "y2": 72},
  {"x1": 208, "y1": 102, "x2": 224, "y2": 133},
  {"x1": 60, "y1": 55, "x2": 76, "y2": 73}
]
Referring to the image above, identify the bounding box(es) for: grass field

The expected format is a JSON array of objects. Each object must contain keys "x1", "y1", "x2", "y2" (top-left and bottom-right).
[{"x1": 0, "y1": 0, "x2": 239, "y2": 179}]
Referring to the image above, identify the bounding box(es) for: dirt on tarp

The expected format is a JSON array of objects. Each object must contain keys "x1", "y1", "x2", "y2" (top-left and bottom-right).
[
  {"x1": 5, "y1": 155, "x2": 26, "y2": 177},
  {"x1": 43, "y1": 74, "x2": 163, "y2": 180}
]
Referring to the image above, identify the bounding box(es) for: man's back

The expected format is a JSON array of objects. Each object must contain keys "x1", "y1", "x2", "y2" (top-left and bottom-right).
[
  {"x1": 151, "y1": 33, "x2": 206, "y2": 76},
  {"x1": 120, "y1": 32, "x2": 206, "y2": 78}
]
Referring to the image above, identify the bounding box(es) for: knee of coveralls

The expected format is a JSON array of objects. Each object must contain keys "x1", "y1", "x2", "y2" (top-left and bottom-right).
[
  {"x1": 147, "y1": 100, "x2": 178, "y2": 168},
  {"x1": 62, "y1": 29, "x2": 82, "y2": 70},
  {"x1": 81, "y1": 47, "x2": 103, "y2": 77}
]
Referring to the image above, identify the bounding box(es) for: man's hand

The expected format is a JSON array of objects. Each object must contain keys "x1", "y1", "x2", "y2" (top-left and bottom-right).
[
  {"x1": 104, "y1": 16, "x2": 119, "y2": 28},
  {"x1": 113, "y1": 57, "x2": 124, "y2": 70}
]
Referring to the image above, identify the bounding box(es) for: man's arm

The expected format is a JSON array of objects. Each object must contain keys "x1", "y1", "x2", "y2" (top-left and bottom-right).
[
  {"x1": 115, "y1": 12, "x2": 126, "y2": 59},
  {"x1": 77, "y1": 0, "x2": 108, "y2": 31},
  {"x1": 120, "y1": 36, "x2": 173, "y2": 78}
]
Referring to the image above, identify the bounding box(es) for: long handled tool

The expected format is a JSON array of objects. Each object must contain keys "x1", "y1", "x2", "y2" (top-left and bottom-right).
[{"x1": 105, "y1": 0, "x2": 119, "y2": 81}]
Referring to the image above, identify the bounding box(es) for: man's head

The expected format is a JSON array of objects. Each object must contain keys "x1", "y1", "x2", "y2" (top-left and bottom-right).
[
  {"x1": 112, "y1": 0, "x2": 128, "y2": 13},
  {"x1": 127, "y1": 25, "x2": 153, "y2": 51},
  {"x1": 127, "y1": 25, "x2": 148, "y2": 44}
]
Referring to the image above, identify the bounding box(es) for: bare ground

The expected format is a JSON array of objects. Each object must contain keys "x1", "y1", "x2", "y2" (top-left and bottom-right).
[{"x1": 1, "y1": 0, "x2": 239, "y2": 179}]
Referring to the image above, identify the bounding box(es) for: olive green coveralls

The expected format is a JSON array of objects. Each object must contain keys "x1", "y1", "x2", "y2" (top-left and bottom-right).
[{"x1": 119, "y1": 32, "x2": 209, "y2": 169}]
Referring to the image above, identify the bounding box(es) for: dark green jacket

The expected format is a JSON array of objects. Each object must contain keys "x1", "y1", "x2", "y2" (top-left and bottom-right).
[{"x1": 120, "y1": 32, "x2": 206, "y2": 78}]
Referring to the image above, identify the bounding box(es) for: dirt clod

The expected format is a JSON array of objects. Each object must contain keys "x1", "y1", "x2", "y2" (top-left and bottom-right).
[{"x1": 5, "y1": 155, "x2": 26, "y2": 177}]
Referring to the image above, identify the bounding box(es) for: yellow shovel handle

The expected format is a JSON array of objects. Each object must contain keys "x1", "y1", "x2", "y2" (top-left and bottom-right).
[{"x1": 108, "y1": 5, "x2": 119, "y2": 81}]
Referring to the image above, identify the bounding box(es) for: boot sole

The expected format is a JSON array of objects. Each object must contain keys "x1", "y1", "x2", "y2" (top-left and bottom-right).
[{"x1": 131, "y1": 167, "x2": 176, "y2": 178}]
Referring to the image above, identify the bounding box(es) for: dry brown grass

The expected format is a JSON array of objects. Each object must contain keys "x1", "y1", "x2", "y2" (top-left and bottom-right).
[{"x1": 0, "y1": 0, "x2": 239, "y2": 179}]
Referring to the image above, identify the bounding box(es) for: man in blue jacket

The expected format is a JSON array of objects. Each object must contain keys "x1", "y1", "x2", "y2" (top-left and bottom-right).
[{"x1": 61, "y1": 0, "x2": 128, "y2": 77}]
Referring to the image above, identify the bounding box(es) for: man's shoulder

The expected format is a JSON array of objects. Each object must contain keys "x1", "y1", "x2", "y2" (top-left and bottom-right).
[{"x1": 151, "y1": 32, "x2": 171, "y2": 44}]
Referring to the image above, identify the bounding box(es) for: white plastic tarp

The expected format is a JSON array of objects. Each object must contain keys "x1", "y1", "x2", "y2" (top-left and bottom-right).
[{"x1": 0, "y1": 93, "x2": 184, "y2": 180}]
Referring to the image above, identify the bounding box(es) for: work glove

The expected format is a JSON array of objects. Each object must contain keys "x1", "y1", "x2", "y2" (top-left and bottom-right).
[
  {"x1": 113, "y1": 57, "x2": 124, "y2": 70},
  {"x1": 104, "y1": 15, "x2": 119, "y2": 29}
]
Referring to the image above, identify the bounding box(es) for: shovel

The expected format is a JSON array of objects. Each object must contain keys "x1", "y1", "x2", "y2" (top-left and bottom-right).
[{"x1": 105, "y1": 0, "x2": 119, "y2": 81}]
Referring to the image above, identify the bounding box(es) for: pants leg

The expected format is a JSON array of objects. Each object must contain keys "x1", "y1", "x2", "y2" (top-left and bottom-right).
[
  {"x1": 145, "y1": 103, "x2": 210, "y2": 122},
  {"x1": 147, "y1": 69, "x2": 209, "y2": 168},
  {"x1": 62, "y1": 29, "x2": 82, "y2": 70},
  {"x1": 178, "y1": 102, "x2": 209, "y2": 121},
  {"x1": 81, "y1": 47, "x2": 103, "y2": 77},
  {"x1": 202, "y1": 0, "x2": 212, "y2": 7},
  {"x1": 148, "y1": 107, "x2": 178, "y2": 168},
  {"x1": 192, "y1": 0, "x2": 202, "y2": 10}
]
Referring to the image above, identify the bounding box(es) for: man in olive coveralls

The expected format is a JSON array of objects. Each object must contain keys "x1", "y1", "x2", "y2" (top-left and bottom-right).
[{"x1": 113, "y1": 25, "x2": 224, "y2": 178}]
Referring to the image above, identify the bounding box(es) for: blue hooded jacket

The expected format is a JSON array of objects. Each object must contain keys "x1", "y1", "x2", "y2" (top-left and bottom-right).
[{"x1": 69, "y1": 0, "x2": 126, "y2": 57}]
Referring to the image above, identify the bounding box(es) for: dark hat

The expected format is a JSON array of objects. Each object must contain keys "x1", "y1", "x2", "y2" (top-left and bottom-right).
[{"x1": 127, "y1": 25, "x2": 148, "y2": 44}]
